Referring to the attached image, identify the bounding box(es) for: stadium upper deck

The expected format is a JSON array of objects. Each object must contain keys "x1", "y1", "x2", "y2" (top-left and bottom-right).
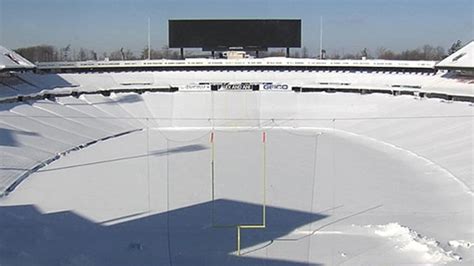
[{"x1": 36, "y1": 58, "x2": 437, "y2": 73}]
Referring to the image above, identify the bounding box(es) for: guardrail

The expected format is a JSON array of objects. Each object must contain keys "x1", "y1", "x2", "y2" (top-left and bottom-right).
[{"x1": 36, "y1": 58, "x2": 437, "y2": 72}]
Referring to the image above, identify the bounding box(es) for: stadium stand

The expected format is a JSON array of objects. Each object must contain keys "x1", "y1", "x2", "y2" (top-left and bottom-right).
[
  {"x1": 0, "y1": 45, "x2": 35, "y2": 72},
  {"x1": 1, "y1": 89, "x2": 472, "y2": 196},
  {"x1": 0, "y1": 43, "x2": 473, "y2": 196},
  {"x1": 0, "y1": 83, "x2": 19, "y2": 98},
  {"x1": 436, "y1": 41, "x2": 474, "y2": 74}
]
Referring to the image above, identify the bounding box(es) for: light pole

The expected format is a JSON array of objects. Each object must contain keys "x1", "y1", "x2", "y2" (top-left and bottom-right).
[
  {"x1": 148, "y1": 17, "x2": 151, "y2": 60},
  {"x1": 319, "y1": 16, "x2": 323, "y2": 59}
]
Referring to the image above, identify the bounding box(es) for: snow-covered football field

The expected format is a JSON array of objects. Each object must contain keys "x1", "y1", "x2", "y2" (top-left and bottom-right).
[{"x1": 0, "y1": 90, "x2": 472, "y2": 265}]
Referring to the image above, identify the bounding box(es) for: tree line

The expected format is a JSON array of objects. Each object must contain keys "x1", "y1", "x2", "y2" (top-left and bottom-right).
[
  {"x1": 14, "y1": 45, "x2": 181, "y2": 62},
  {"x1": 14, "y1": 40, "x2": 464, "y2": 62},
  {"x1": 327, "y1": 41, "x2": 462, "y2": 60}
]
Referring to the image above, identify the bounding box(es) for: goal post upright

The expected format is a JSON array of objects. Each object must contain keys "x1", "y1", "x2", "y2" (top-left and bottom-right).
[{"x1": 209, "y1": 130, "x2": 268, "y2": 255}]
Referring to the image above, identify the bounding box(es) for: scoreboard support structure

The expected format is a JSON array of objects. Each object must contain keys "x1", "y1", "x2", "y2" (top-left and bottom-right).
[{"x1": 169, "y1": 19, "x2": 302, "y2": 59}]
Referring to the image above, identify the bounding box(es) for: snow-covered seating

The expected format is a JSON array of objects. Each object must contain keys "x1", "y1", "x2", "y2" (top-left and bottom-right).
[
  {"x1": 18, "y1": 72, "x2": 77, "y2": 90},
  {"x1": 0, "y1": 97, "x2": 143, "y2": 195},
  {"x1": 0, "y1": 84, "x2": 19, "y2": 99},
  {"x1": 1, "y1": 76, "x2": 43, "y2": 95},
  {"x1": 62, "y1": 73, "x2": 118, "y2": 91}
]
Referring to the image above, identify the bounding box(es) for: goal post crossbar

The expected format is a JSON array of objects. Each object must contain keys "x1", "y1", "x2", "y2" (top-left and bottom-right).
[{"x1": 210, "y1": 131, "x2": 267, "y2": 255}]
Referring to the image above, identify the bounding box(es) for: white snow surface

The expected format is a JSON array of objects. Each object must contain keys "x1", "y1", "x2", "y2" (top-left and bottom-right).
[
  {"x1": 0, "y1": 71, "x2": 473, "y2": 265},
  {"x1": 0, "y1": 69, "x2": 472, "y2": 101},
  {"x1": 449, "y1": 240, "x2": 473, "y2": 249},
  {"x1": 1, "y1": 126, "x2": 472, "y2": 265},
  {"x1": 365, "y1": 223, "x2": 461, "y2": 264},
  {"x1": 1, "y1": 91, "x2": 472, "y2": 195},
  {"x1": 54, "y1": 70, "x2": 474, "y2": 97},
  {"x1": 437, "y1": 41, "x2": 474, "y2": 70}
]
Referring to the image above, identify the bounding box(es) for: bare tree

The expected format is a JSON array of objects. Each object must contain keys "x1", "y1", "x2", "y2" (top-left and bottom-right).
[
  {"x1": 170, "y1": 50, "x2": 180, "y2": 59},
  {"x1": 108, "y1": 48, "x2": 136, "y2": 60},
  {"x1": 435, "y1": 46, "x2": 445, "y2": 60},
  {"x1": 15, "y1": 45, "x2": 59, "y2": 62},
  {"x1": 376, "y1": 47, "x2": 397, "y2": 60},
  {"x1": 124, "y1": 49, "x2": 136, "y2": 60},
  {"x1": 91, "y1": 50, "x2": 98, "y2": 61},
  {"x1": 161, "y1": 45, "x2": 171, "y2": 59},
  {"x1": 341, "y1": 53, "x2": 357, "y2": 59},
  {"x1": 302, "y1": 47, "x2": 308, "y2": 58},
  {"x1": 13, "y1": 42, "x2": 452, "y2": 63},
  {"x1": 328, "y1": 52, "x2": 341, "y2": 59},
  {"x1": 321, "y1": 49, "x2": 327, "y2": 59},
  {"x1": 141, "y1": 47, "x2": 163, "y2": 59},
  {"x1": 361, "y1": 48, "x2": 369, "y2": 58},
  {"x1": 421, "y1": 45, "x2": 445, "y2": 60},
  {"x1": 78, "y1": 48, "x2": 87, "y2": 61},
  {"x1": 109, "y1": 49, "x2": 123, "y2": 60},
  {"x1": 120, "y1": 48, "x2": 125, "y2": 60},
  {"x1": 264, "y1": 49, "x2": 285, "y2": 57},
  {"x1": 159, "y1": 45, "x2": 180, "y2": 59},
  {"x1": 60, "y1": 45, "x2": 71, "y2": 61},
  {"x1": 448, "y1": 40, "x2": 462, "y2": 55}
]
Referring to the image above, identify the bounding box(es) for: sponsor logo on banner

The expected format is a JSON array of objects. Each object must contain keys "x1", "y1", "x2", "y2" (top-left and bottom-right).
[
  {"x1": 179, "y1": 83, "x2": 212, "y2": 91},
  {"x1": 260, "y1": 83, "x2": 289, "y2": 90},
  {"x1": 219, "y1": 83, "x2": 254, "y2": 90}
]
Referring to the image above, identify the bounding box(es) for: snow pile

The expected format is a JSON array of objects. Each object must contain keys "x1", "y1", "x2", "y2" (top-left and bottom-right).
[
  {"x1": 366, "y1": 223, "x2": 461, "y2": 264},
  {"x1": 448, "y1": 240, "x2": 473, "y2": 249}
]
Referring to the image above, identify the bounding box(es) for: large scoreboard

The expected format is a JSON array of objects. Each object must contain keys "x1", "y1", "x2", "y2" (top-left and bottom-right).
[{"x1": 169, "y1": 19, "x2": 301, "y2": 51}]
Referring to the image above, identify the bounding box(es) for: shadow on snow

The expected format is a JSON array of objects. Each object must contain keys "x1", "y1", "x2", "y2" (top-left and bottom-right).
[{"x1": 0, "y1": 199, "x2": 327, "y2": 266}]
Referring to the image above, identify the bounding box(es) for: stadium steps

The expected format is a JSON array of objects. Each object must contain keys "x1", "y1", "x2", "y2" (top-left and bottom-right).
[
  {"x1": 0, "y1": 84, "x2": 19, "y2": 99},
  {"x1": 0, "y1": 106, "x2": 91, "y2": 148},
  {"x1": 28, "y1": 99, "x2": 115, "y2": 138},
  {"x1": 0, "y1": 141, "x2": 53, "y2": 165},
  {"x1": 1, "y1": 76, "x2": 43, "y2": 95},
  {"x1": 109, "y1": 93, "x2": 158, "y2": 127},
  {"x1": 0, "y1": 170, "x2": 27, "y2": 194},
  {"x1": 65, "y1": 73, "x2": 117, "y2": 91},
  {"x1": 80, "y1": 94, "x2": 145, "y2": 129},
  {"x1": 141, "y1": 92, "x2": 174, "y2": 127},
  {"x1": 32, "y1": 98, "x2": 123, "y2": 136},
  {"x1": 0, "y1": 121, "x2": 70, "y2": 155},
  {"x1": 1, "y1": 152, "x2": 38, "y2": 172},
  {"x1": 18, "y1": 72, "x2": 78, "y2": 90},
  {"x1": 9, "y1": 102, "x2": 98, "y2": 140},
  {"x1": 55, "y1": 96, "x2": 131, "y2": 133},
  {"x1": 0, "y1": 98, "x2": 143, "y2": 195},
  {"x1": 110, "y1": 72, "x2": 154, "y2": 86}
]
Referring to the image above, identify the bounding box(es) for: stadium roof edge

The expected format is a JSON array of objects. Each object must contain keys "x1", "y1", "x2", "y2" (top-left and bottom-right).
[
  {"x1": 436, "y1": 41, "x2": 474, "y2": 70},
  {"x1": 0, "y1": 45, "x2": 36, "y2": 72}
]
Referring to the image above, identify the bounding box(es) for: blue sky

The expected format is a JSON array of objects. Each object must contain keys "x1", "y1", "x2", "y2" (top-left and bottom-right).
[{"x1": 0, "y1": 0, "x2": 472, "y2": 56}]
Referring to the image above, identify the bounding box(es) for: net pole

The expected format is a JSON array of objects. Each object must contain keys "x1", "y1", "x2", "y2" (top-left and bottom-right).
[
  {"x1": 147, "y1": 17, "x2": 151, "y2": 60},
  {"x1": 262, "y1": 131, "x2": 266, "y2": 227},
  {"x1": 237, "y1": 226, "x2": 241, "y2": 255},
  {"x1": 210, "y1": 131, "x2": 215, "y2": 225}
]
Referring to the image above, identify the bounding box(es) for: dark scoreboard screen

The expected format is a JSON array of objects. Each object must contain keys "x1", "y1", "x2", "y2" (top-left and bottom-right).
[{"x1": 169, "y1": 19, "x2": 301, "y2": 50}]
